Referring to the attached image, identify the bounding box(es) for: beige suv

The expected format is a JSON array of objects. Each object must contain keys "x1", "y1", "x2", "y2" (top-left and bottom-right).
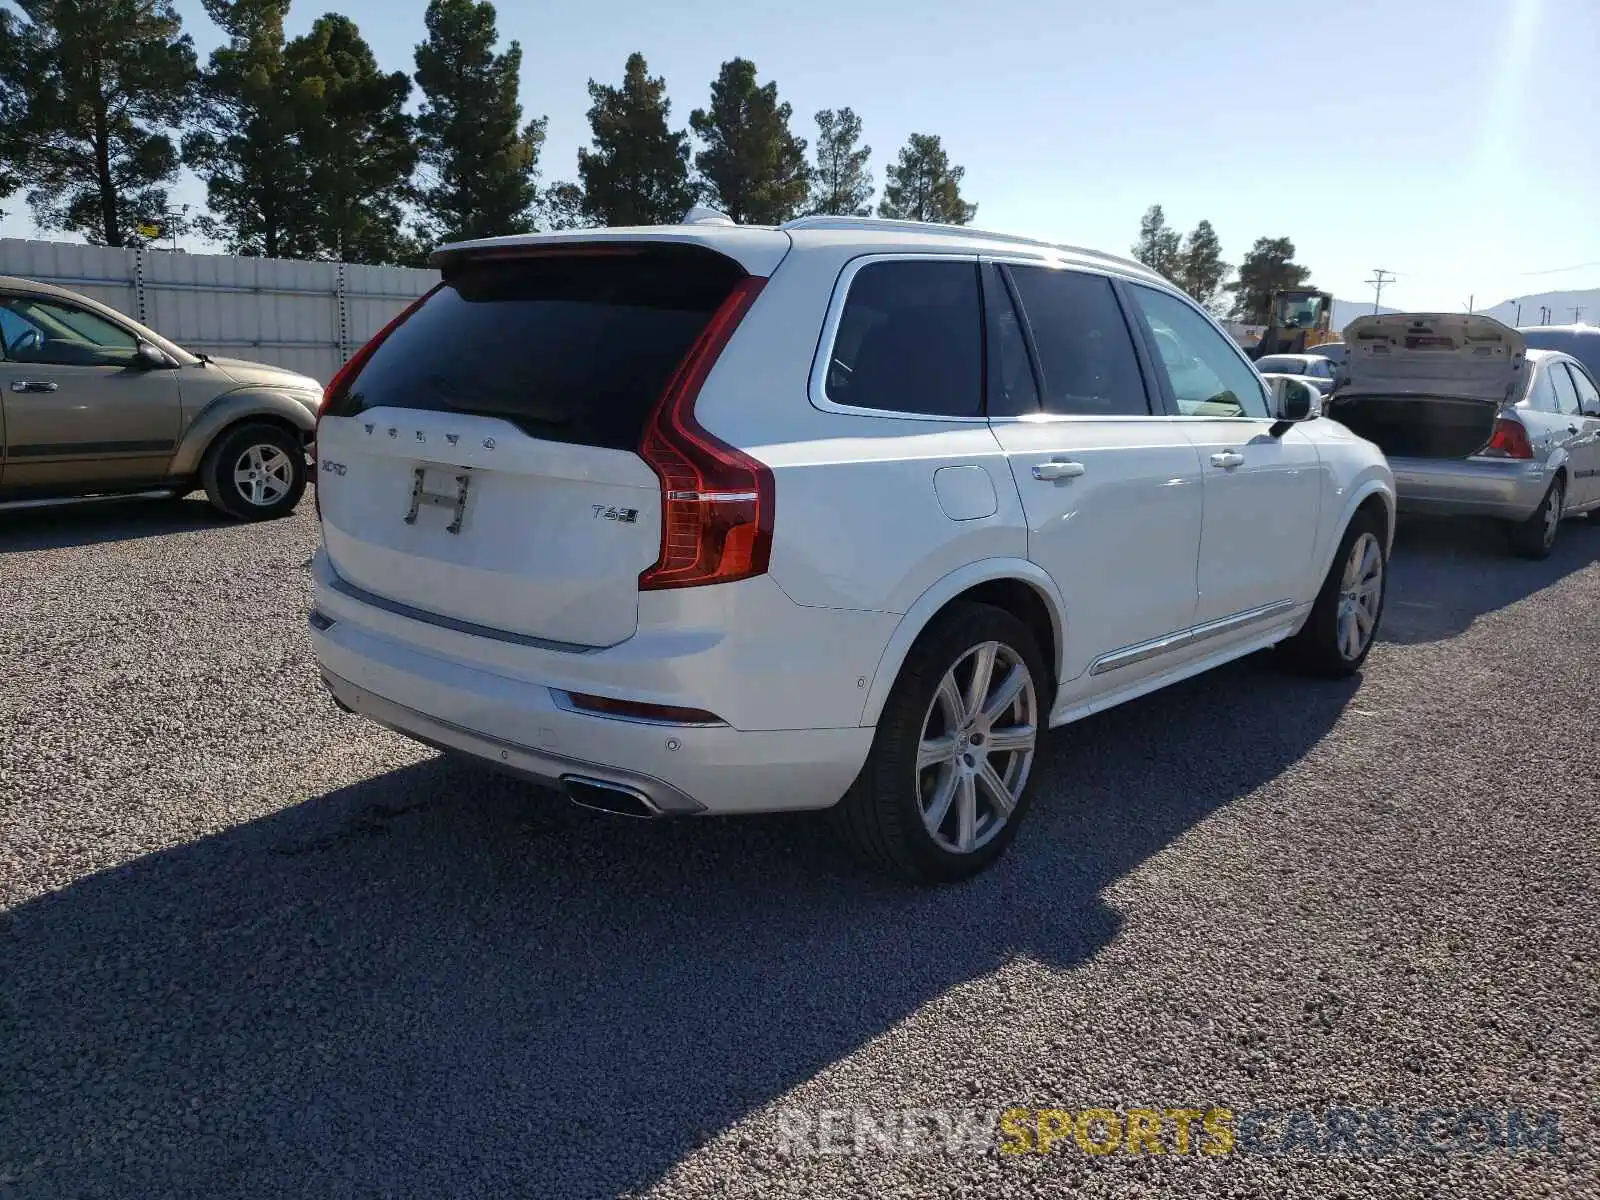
[{"x1": 0, "y1": 276, "x2": 322, "y2": 520}]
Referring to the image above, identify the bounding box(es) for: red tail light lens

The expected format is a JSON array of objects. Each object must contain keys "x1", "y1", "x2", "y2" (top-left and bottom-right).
[
  {"x1": 1481, "y1": 417, "x2": 1534, "y2": 459},
  {"x1": 638, "y1": 276, "x2": 772, "y2": 590},
  {"x1": 319, "y1": 282, "x2": 445, "y2": 429}
]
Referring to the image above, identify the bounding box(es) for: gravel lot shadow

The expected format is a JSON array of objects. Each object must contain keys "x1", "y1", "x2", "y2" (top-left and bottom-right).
[
  {"x1": 1379, "y1": 512, "x2": 1600, "y2": 645},
  {"x1": 0, "y1": 653, "x2": 1356, "y2": 1198},
  {"x1": 0, "y1": 494, "x2": 232, "y2": 551}
]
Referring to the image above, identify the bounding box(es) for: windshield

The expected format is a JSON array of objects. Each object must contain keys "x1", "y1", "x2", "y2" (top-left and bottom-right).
[
  {"x1": 1274, "y1": 294, "x2": 1326, "y2": 329},
  {"x1": 331, "y1": 247, "x2": 747, "y2": 449}
]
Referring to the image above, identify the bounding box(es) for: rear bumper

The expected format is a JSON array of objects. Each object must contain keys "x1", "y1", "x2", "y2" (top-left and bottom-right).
[
  {"x1": 308, "y1": 557, "x2": 878, "y2": 815},
  {"x1": 1388, "y1": 456, "x2": 1552, "y2": 520}
]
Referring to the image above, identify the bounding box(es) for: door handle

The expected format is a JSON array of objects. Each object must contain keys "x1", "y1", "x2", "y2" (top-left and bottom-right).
[
  {"x1": 1031, "y1": 459, "x2": 1086, "y2": 481},
  {"x1": 10, "y1": 380, "x2": 58, "y2": 393},
  {"x1": 1210, "y1": 450, "x2": 1246, "y2": 469}
]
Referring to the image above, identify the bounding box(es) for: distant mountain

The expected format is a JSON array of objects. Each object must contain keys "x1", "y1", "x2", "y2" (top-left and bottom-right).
[
  {"x1": 1477, "y1": 288, "x2": 1600, "y2": 329},
  {"x1": 1331, "y1": 298, "x2": 1397, "y2": 334}
]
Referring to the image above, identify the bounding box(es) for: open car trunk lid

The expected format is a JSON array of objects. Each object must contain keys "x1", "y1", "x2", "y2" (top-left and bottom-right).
[
  {"x1": 314, "y1": 231, "x2": 787, "y2": 649},
  {"x1": 1341, "y1": 312, "x2": 1526, "y2": 402},
  {"x1": 1327, "y1": 314, "x2": 1528, "y2": 459}
]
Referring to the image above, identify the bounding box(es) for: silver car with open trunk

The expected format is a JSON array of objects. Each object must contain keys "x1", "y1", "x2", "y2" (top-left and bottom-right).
[{"x1": 1325, "y1": 313, "x2": 1600, "y2": 558}]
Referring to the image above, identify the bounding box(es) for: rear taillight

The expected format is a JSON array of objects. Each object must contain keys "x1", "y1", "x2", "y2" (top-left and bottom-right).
[
  {"x1": 318, "y1": 283, "x2": 445, "y2": 430},
  {"x1": 638, "y1": 276, "x2": 772, "y2": 590},
  {"x1": 1481, "y1": 417, "x2": 1534, "y2": 459}
]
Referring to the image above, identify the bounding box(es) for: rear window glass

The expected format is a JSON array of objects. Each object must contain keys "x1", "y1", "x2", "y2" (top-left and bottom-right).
[
  {"x1": 333, "y1": 247, "x2": 746, "y2": 450},
  {"x1": 824, "y1": 259, "x2": 982, "y2": 418},
  {"x1": 1255, "y1": 356, "x2": 1304, "y2": 373}
]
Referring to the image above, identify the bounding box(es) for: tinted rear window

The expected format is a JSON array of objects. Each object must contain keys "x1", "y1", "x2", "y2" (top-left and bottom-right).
[
  {"x1": 1005, "y1": 265, "x2": 1150, "y2": 416},
  {"x1": 333, "y1": 247, "x2": 746, "y2": 450},
  {"x1": 824, "y1": 259, "x2": 982, "y2": 418}
]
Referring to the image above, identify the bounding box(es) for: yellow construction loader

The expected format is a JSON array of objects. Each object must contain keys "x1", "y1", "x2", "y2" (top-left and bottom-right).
[{"x1": 1247, "y1": 288, "x2": 1336, "y2": 358}]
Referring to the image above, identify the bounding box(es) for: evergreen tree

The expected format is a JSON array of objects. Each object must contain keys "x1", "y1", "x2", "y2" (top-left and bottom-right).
[
  {"x1": 0, "y1": 11, "x2": 24, "y2": 219},
  {"x1": 807, "y1": 107, "x2": 872, "y2": 216},
  {"x1": 538, "y1": 181, "x2": 592, "y2": 230},
  {"x1": 688, "y1": 58, "x2": 808, "y2": 224},
  {"x1": 5, "y1": 0, "x2": 196, "y2": 246},
  {"x1": 285, "y1": 14, "x2": 416, "y2": 263},
  {"x1": 413, "y1": 0, "x2": 544, "y2": 243},
  {"x1": 1132, "y1": 204, "x2": 1182, "y2": 280},
  {"x1": 576, "y1": 52, "x2": 694, "y2": 226},
  {"x1": 877, "y1": 133, "x2": 975, "y2": 224},
  {"x1": 1227, "y1": 236, "x2": 1311, "y2": 323},
  {"x1": 1177, "y1": 219, "x2": 1228, "y2": 309},
  {"x1": 183, "y1": 0, "x2": 307, "y2": 258}
]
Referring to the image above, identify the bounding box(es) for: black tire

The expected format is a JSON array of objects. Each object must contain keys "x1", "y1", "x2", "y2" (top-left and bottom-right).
[
  {"x1": 831, "y1": 602, "x2": 1049, "y2": 884},
  {"x1": 201, "y1": 422, "x2": 307, "y2": 521},
  {"x1": 1280, "y1": 507, "x2": 1388, "y2": 678},
  {"x1": 1507, "y1": 474, "x2": 1564, "y2": 560}
]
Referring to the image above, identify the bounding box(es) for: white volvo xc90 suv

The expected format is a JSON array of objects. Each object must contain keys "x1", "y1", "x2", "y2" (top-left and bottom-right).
[{"x1": 309, "y1": 215, "x2": 1394, "y2": 882}]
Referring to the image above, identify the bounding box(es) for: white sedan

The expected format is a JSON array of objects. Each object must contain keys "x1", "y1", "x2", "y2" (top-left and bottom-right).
[{"x1": 1255, "y1": 352, "x2": 1341, "y2": 394}]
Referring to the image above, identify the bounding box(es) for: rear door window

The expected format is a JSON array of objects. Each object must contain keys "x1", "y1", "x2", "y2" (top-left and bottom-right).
[
  {"x1": 1004, "y1": 265, "x2": 1150, "y2": 416},
  {"x1": 824, "y1": 258, "x2": 982, "y2": 418},
  {"x1": 1549, "y1": 362, "x2": 1582, "y2": 416},
  {"x1": 1567, "y1": 363, "x2": 1600, "y2": 415},
  {"x1": 332, "y1": 247, "x2": 747, "y2": 450}
]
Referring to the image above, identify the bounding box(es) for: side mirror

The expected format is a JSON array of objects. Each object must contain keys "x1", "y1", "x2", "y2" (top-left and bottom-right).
[
  {"x1": 1268, "y1": 376, "x2": 1322, "y2": 421},
  {"x1": 132, "y1": 340, "x2": 169, "y2": 369}
]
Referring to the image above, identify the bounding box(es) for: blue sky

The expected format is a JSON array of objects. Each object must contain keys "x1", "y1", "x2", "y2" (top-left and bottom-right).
[{"x1": 4, "y1": 0, "x2": 1596, "y2": 310}]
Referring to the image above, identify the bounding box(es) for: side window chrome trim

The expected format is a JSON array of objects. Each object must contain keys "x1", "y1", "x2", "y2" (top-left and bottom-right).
[{"x1": 807, "y1": 251, "x2": 990, "y2": 424}]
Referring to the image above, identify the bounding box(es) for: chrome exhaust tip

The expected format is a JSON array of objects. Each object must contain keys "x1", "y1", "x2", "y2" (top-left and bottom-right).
[{"x1": 562, "y1": 776, "x2": 661, "y2": 819}]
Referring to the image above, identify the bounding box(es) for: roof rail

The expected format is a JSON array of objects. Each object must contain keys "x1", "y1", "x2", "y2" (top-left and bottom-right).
[{"x1": 778, "y1": 214, "x2": 1157, "y2": 277}]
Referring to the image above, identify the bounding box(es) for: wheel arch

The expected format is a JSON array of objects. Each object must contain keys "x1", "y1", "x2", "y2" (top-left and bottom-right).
[
  {"x1": 1324, "y1": 475, "x2": 1395, "y2": 573},
  {"x1": 858, "y1": 559, "x2": 1066, "y2": 728},
  {"x1": 172, "y1": 390, "x2": 316, "y2": 478}
]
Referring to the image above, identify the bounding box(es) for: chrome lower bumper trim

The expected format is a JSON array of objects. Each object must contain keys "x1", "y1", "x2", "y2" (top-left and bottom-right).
[{"x1": 320, "y1": 669, "x2": 706, "y2": 815}]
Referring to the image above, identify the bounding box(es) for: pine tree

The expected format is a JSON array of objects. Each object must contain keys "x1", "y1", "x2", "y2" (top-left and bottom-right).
[
  {"x1": 688, "y1": 58, "x2": 808, "y2": 224},
  {"x1": 807, "y1": 107, "x2": 872, "y2": 216},
  {"x1": 6, "y1": 0, "x2": 196, "y2": 246},
  {"x1": 183, "y1": 0, "x2": 307, "y2": 258},
  {"x1": 0, "y1": 10, "x2": 24, "y2": 219},
  {"x1": 576, "y1": 52, "x2": 694, "y2": 226},
  {"x1": 1133, "y1": 204, "x2": 1182, "y2": 280},
  {"x1": 285, "y1": 14, "x2": 416, "y2": 263},
  {"x1": 413, "y1": 0, "x2": 544, "y2": 244},
  {"x1": 538, "y1": 181, "x2": 591, "y2": 230},
  {"x1": 1227, "y1": 237, "x2": 1311, "y2": 324},
  {"x1": 1177, "y1": 219, "x2": 1228, "y2": 309},
  {"x1": 877, "y1": 134, "x2": 975, "y2": 224}
]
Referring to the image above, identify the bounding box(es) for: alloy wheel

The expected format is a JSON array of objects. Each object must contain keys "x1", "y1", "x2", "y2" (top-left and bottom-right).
[
  {"x1": 233, "y1": 444, "x2": 295, "y2": 508},
  {"x1": 1543, "y1": 481, "x2": 1564, "y2": 549},
  {"x1": 916, "y1": 641, "x2": 1038, "y2": 855},
  {"x1": 1336, "y1": 531, "x2": 1384, "y2": 661}
]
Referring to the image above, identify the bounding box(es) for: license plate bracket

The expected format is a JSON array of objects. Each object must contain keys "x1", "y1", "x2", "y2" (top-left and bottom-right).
[{"x1": 405, "y1": 466, "x2": 471, "y2": 534}]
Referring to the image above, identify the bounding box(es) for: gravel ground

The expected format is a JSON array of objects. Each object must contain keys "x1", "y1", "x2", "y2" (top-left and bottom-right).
[{"x1": 1, "y1": 497, "x2": 1597, "y2": 1199}]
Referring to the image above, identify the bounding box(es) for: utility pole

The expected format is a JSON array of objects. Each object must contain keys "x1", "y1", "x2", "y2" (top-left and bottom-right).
[
  {"x1": 1514, "y1": 300, "x2": 1523, "y2": 325},
  {"x1": 1541, "y1": 306, "x2": 1551, "y2": 325},
  {"x1": 1573, "y1": 306, "x2": 1586, "y2": 323},
  {"x1": 1465, "y1": 294, "x2": 1474, "y2": 314},
  {"x1": 1365, "y1": 268, "x2": 1395, "y2": 314}
]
